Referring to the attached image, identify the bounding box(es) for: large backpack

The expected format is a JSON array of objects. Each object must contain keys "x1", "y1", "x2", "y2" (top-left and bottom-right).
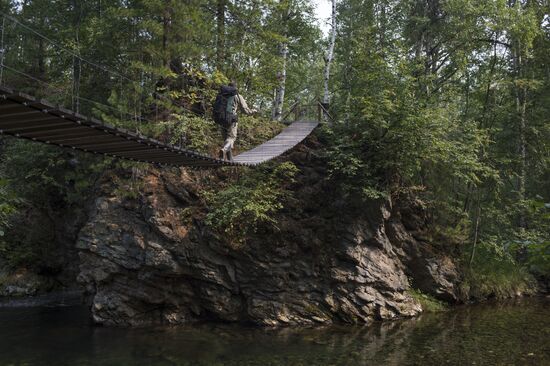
[{"x1": 213, "y1": 85, "x2": 238, "y2": 127}]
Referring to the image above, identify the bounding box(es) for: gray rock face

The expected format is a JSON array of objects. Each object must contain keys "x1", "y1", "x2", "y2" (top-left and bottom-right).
[
  {"x1": 76, "y1": 155, "x2": 459, "y2": 326},
  {"x1": 387, "y1": 218, "x2": 460, "y2": 303}
]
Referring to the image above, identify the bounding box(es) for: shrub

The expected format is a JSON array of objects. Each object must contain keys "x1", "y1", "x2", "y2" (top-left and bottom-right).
[
  {"x1": 526, "y1": 240, "x2": 550, "y2": 277},
  {"x1": 0, "y1": 138, "x2": 110, "y2": 270},
  {"x1": 160, "y1": 114, "x2": 283, "y2": 155},
  {"x1": 0, "y1": 178, "x2": 17, "y2": 238},
  {"x1": 204, "y1": 162, "x2": 299, "y2": 247},
  {"x1": 409, "y1": 289, "x2": 447, "y2": 312},
  {"x1": 460, "y1": 240, "x2": 537, "y2": 300}
]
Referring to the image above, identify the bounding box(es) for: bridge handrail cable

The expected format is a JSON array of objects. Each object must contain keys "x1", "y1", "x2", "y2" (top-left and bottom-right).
[{"x1": 0, "y1": 12, "x2": 201, "y2": 130}]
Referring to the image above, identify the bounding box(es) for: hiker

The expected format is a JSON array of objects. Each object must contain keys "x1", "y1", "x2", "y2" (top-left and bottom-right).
[{"x1": 212, "y1": 82, "x2": 256, "y2": 161}]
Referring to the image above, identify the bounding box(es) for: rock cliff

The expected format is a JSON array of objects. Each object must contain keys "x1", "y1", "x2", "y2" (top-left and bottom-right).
[{"x1": 76, "y1": 139, "x2": 460, "y2": 326}]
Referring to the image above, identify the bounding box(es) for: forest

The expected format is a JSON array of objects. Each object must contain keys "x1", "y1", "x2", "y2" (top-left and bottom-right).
[{"x1": 0, "y1": 0, "x2": 549, "y2": 315}]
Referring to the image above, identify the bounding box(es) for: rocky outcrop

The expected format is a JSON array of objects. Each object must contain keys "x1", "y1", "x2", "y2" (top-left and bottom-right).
[
  {"x1": 386, "y1": 205, "x2": 460, "y2": 303},
  {"x1": 76, "y1": 144, "x2": 460, "y2": 326},
  {"x1": 0, "y1": 194, "x2": 88, "y2": 300},
  {"x1": 0, "y1": 267, "x2": 50, "y2": 297}
]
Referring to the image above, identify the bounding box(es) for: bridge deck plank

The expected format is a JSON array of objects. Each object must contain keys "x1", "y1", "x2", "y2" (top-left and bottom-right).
[{"x1": 0, "y1": 85, "x2": 318, "y2": 167}]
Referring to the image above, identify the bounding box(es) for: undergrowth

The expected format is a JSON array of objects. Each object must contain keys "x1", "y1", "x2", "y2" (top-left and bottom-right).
[
  {"x1": 0, "y1": 139, "x2": 111, "y2": 270},
  {"x1": 460, "y1": 240, "x2": 537, "y2": 300},
  {"x1": 409, "y1": 289, "x2": 447, "y2": 312},
  {"x1": 155, "y1": 114, "x2": 283, "y2": 156},
  {"x1": 203, "y1": 162, "x2": 299, "y2": 248}
]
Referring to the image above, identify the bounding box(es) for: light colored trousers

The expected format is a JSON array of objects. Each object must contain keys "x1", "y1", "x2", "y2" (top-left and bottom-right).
[{"x1": 222, "y1": 122, "x2": 238, "y2": 152}]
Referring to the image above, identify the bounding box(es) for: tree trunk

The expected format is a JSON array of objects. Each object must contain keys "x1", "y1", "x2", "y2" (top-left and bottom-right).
[
  {"x1": 72, "y1": 0, "x2": 81, "y2": 113},
  {"x1": 162, "y1": 6, "x2": 171, "y2": 69},
  {"x1": 517, "y1": 63, "x2": 527, "y2": 231},
  {"x1": 512, "y1": 39, "x2": 527, "y2": 232},
  {"x1": 216, "y1": 0, "x2": 226, "y2": 70},
  {"x1": 323, "y1": 0, "x2": 337, "y2": 113},
  {"x1": 272, "y1": 42, "x2": 288, "y2": 121},
  {"x1": 272, "y1": 2, "x2": 290, "y2": 121},
  {"x1": 37, "y1": 37, "x2": 45, "y2": 77},
  {"x1": 469, "y1": 191, "x2": 482, "y2": 267},
  {"x1": 411, "y1": 0, "x2": 426, "y2": 95}
]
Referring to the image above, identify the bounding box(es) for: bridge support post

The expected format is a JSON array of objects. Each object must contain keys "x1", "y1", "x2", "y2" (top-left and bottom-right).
[{"x1": 318, "y1": 101, "x2": 331, "y2": 125}]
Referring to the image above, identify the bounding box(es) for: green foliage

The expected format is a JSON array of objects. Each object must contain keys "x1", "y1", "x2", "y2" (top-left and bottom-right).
[
  {"x1": 0, "y1": 179, "x2": 18, "y2": 239},
  {"x1": 0, "y1": 138, "x2": 114, "y2": 269},
  {"x1": 204, "y1": 162, "x2": 299, "y2": 247},
  {"x1": 111, "y1": 173, "x2": 146, "y2": 201},
  {"x1": 326, "y1": 84, "x2": 491, "y2": 200},
  {"x1": 331, "y1": 0, "x2": 549, "y2": 285},
  {"x1": 460, "y1": 240, "x2": 537, "y2": 300},
  {"x1": 493, "y1": 199, "x2": 550, "y2": 278},
  {"x1": 0, "y1": 222, "x2": 55, "y2": 270},
  {"x1": 409, "y1": 289, "x2": 447, "y2": 312},
  {"x1": 1, "y1": 139, "x2": 109, "y2": 205},
  {"x1": 0, "y1": 0, "x2": 318, "y2": 272},
  {"x1": 165, "y1": 115, "x2": 219, "y2": 153},
  {"x1": 2, "y1": 0, "x2": 320, "y2": 136},
  {"x1": 0, "y1": 0, "x2": 548, "y2": 296},
  {"x1": 157, "y1": 114, "x2": 283, "y2": 155},
  {"x1": 525, "y1": 241, "x2": 550, "y2": 277}
]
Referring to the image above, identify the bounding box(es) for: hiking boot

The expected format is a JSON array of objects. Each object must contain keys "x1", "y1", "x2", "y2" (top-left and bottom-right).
[
  {"x1": 219, "y1": 149, "x2": 227, "y2": 161},
  {"x1": 227, "y1": 149, "x2": 234, "y2": 162}
]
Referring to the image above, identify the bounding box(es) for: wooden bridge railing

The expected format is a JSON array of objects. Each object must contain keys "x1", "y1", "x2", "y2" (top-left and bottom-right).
[{"x1": 281, "y1": 99, "x2": 334, "y2": 125}]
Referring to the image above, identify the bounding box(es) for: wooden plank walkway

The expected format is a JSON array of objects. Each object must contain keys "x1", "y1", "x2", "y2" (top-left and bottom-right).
[
  {"x1": 0, "y1": 85, "x2": 318, "y2": 167},
  {"x1": 233, "y1": 121, "x2": 318, "y2": 164}
]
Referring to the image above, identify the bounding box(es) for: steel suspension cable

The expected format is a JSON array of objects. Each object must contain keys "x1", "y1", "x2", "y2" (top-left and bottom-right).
[
  {"x1": 0, "y1": 13, "x2": 133, "y2": 84},
  {"x1": 0, "y1": 12, "x2": 205, "y2": 122},
  {"x1": 0, "y1": 63, "x2": 155, "y2": 126}
]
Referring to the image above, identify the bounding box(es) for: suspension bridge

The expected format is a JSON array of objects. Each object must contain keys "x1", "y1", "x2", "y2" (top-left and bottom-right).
[{"x1": 0, "y1": 14, "x2": 327, "y2": 167}]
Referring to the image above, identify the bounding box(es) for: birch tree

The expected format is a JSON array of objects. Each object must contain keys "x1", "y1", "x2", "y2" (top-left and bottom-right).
[
  {"x1": 272, "y1": 1, "x2": 290, "y2": 121},
  {"x1": 270, "y1": 0, "x2": 317, "y2": 121},
  {"x1": 272, "y1": 42, "x2": 288, "y2": 121},
  {"x1": 506, "y1": 1, "x2": 540, "y2": 232},
  {"x1": 323, "y1": 0, "x2": 337, "y2": 117}
]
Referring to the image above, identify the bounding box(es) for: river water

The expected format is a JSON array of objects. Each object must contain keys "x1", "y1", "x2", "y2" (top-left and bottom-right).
[{"x1": 0, "y1": 297, "x2": 548, "y2": 366}]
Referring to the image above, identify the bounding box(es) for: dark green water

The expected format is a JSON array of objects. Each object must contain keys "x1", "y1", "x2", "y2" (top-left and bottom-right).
[{"x1": 0, "y1": 297, "x2": 548, "y2": 366}]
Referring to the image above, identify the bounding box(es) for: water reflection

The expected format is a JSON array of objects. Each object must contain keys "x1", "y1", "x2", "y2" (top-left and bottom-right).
[{"x1": 0, "y1": 297, "x2": 548, "y2": 365}]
